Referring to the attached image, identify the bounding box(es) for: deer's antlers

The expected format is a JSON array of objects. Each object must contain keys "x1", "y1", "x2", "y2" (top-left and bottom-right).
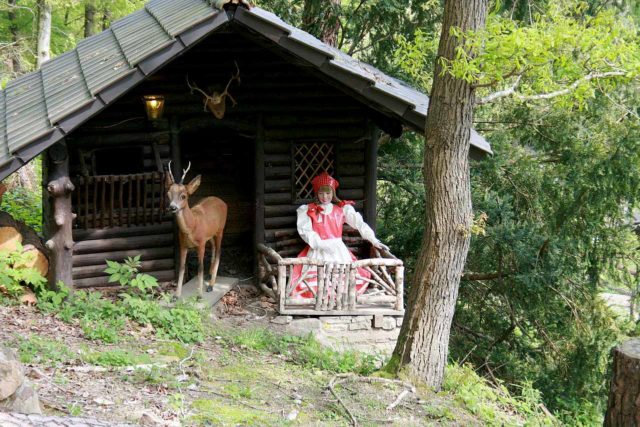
[{"x1": 166, "y1": 160, "x2": 191, "y2": 184}]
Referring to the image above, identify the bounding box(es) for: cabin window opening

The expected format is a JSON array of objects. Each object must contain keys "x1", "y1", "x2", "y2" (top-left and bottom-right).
[
  {"x1": 94, "y1": 146, "x2": 145, "y2": 175},
  {"x1": 292, "y1": 142, "x2": 335, "y2": 202}
]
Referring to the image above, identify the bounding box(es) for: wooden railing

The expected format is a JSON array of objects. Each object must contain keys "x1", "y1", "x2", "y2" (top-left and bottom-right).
[
  {"x1": 257, "y1": 243, "x2": 404, "y2": 316},
  {"x1": 74, "y1": 172, "x2": 166, "y2": 229}
]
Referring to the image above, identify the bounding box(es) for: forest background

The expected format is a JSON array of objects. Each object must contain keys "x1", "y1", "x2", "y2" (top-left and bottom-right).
[{"x1": 2, "y1": 0, "x2": 640, "y2": 424}]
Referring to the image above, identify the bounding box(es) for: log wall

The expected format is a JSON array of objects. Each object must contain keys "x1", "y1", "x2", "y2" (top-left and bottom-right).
[{"x1": 57, "y1": 27, "x2": 385, "y2": 287}]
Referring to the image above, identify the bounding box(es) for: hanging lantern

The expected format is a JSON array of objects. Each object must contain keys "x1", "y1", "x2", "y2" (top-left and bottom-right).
[{"x1": 143, "y1": 95, "x2": 165, "y2": 120}]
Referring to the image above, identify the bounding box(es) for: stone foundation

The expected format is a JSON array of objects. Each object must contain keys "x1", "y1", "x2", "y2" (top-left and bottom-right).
[{"x1": 271, "y1": 314, "x2": 403, "y2": 355}]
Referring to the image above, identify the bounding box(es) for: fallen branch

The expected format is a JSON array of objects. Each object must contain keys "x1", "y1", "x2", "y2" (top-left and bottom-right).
[
  {"x1": 386, "y1": 389, "x2": 410, "y2": 411},
  {"x1": 328, "y1": 375, "x2": 358, "y2": 427}
]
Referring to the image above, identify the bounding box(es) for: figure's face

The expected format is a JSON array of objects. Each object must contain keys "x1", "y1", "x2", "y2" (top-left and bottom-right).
[{"x1": 317, "y1": 189, "x2": 333, "y2": 204}]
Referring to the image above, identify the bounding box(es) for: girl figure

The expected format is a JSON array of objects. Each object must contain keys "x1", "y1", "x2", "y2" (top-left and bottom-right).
[{"x1": 290, "y1": 171, "x2": 387, "y2": 299}]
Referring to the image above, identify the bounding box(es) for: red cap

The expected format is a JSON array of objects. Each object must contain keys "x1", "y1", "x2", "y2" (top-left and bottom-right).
[{"x1": 312, "y1": 172, "x2": 339, "y2": 193}]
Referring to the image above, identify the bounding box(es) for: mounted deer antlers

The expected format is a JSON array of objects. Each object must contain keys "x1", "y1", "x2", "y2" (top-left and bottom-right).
[{"x1": 186, "y1": 62, "x2": 240, "y2": 119}]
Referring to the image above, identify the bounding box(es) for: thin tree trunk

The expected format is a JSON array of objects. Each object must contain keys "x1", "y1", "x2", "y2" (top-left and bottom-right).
[
  {"x1": 302, "y1": 0, "x2": 341, "y2": 47},
  {"x1": 387, "y1": 0, "x2": 488, "y2": 390},
  {"x1": 36, "y1": 0, "x2": 52, "y2": 68},
  {"x1": 320, "y1": 0, "x2": 341, "y2": 47},
  {"x1": 84, "y1": 0, "x2": 97, "y2": 37},
  {"x1": 101, "y1": 7, "x2": 112, "y2": 31},
  {"x1": 7, "y1": 0, "x2": 24, "y2": 74}
]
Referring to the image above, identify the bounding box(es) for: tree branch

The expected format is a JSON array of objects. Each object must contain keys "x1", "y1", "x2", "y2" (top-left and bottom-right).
[{"x1": 478, "y1": 71, "x2": 628, "y2": 105}]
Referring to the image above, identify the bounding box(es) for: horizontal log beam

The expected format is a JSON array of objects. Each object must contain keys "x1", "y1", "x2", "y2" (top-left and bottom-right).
[
  {"x1": 72, "y1": 258, "x2": 174, "y2": 279},
  {"x1": 74, "y1": 269, "x2": 175, "y2": 288},
  {"x1": 73, "y1": 246, "x2": 174, "y2": 267},
  {"x1": 73, "y1": 233, "x2": 173, "y2": 255},
  {"x1": 73, "y1": 222, "x2": 174, "y2": 241}
]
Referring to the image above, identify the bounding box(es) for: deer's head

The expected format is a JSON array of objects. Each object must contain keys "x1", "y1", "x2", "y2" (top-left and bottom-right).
[{"x1": 166, "y1": 161, "x2": 201, "y2": 213}]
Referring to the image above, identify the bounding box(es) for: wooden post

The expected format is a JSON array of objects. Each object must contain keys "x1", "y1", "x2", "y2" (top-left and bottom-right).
[
  {"x1": 44, "y1": 142, "x2": 75, "y2": 289},
  {"x1": 255, "y1": 114, "x2": 265, "y2": 289},
  {"x1": 169, "y1": 116, "x2": 181, "y2": 279},
  {"x1": 364, "y1": 121, "x2": 380, "y2": 230},
  {"x1": 278, "y1": 264, "x2": 287, "y2": 313},
  {"x1": 605, "y1": 339, "x2": 640, "y2": 426},
  {"x1": 395, "y1": 266, "x2": 404, "y2": 311}
]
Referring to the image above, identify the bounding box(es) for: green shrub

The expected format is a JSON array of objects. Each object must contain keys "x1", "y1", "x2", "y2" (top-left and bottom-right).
[
  {"x1": 36, "y1": 257, "x2": 205, "y2": 344},
  {"x1": 1, "y1": 186, "x2": 42, "y2": 233},
  {"x1": 0, "y1": 243, "x2": 47, "y2": 298}
]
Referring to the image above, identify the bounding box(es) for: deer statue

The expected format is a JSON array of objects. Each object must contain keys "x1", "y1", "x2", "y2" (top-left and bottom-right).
[
  {"x1": 166, "y1": 162, "x2": 228, "y2": 298},
  {"x1": 186, "y1": 61, "x2": 240, "y2": 119}
]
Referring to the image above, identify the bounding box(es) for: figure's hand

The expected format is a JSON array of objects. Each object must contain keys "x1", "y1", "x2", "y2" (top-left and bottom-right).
[{"x1": 372, "y1": 240, "x2": 390, "y2": 252}]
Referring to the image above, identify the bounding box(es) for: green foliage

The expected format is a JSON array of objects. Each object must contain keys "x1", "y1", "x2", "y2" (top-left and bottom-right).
[
  {"x1": 36, "y1": 257, "x2": 205, "y2": 344},
  {"x1": 442, "y1": 364, "x2": 554, "y2": 425},
  {"x1": 105, "y1": 256, "x2": 158, "y2": 294},
  {"x1": 81, "y1": 348, "x2": 151, "y2": 367},
  {"x1": 0, "y1": 243, "x2": 47, "y2": 298},
  {"x1": 17, "y1": 335, "x2": 76, "y2": 365},
  {"x1": 213, "y1": 327, "x2": 380, "y2": 375},
  {"x1": 0, "y1": 186, "x2": 42, "y2": 234}
]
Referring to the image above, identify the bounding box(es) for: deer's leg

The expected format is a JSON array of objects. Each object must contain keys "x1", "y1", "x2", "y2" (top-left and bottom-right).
[
  {"x1": 176, "y1": 244, "x2": 188, "y2": 298},
  {"x1": 209, "y1": 232, "x2": 223, "y2": 292},
  {"x1": 197, "y1": 243, "x2": 206, "y2": 298},
  {"x1": 207, "y1": 237, "x2": 216, "y2": 292}
]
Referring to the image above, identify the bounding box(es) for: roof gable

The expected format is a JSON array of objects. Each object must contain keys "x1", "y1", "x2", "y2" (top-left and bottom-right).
[{"x1": 0, "y1": 0, "x2": 491, "y2": 181}]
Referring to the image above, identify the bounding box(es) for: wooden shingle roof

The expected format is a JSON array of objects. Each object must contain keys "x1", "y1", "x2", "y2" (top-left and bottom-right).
[{"x1": 0, "y1": 0, "x2": 491, "y2": 180}]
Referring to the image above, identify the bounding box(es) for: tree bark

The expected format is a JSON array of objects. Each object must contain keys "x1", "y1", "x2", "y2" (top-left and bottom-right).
[
  {"x1": 302, "y1": 0, "x2": 341, "y2": 47},
  {"x1": 387, "y1": 0, "x2": 488, "y2": 390},
  {"x1": 84, "y1": 0, "x2": 97, "y2": 37},
  {"x1": 44, "y1": 142, "x2": 75, "y2": 289},
  {"x1": 36, "y1": 0, "x2": 52, "y2": 68},
  {"x1": 7, "y1": 0, "x2": 24, "y2": 75},
  {"x1": 605, "y1": 339, "x2": 640, "y2": 426}
]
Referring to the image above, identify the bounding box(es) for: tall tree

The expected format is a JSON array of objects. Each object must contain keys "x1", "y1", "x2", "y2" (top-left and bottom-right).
[
  {"x1": 301, "y1": 0, "x2": 341, "y2": 46},
  {"x1": 36, "y1": 0, "x2": 52, "y2": 68},
  {"x1": 387, "y1": 0, "x2": 489, "y2": 389},
  {"x1": 84, "y1": 0, "x2": 97, "y2": 37},
  {"x1": 7, "y1": 0, "x2": 25, "y2": 75}
]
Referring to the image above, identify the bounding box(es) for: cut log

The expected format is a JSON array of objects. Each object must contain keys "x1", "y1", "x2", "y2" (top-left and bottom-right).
[
  {"x1": 605, "y1": 338, "x2": 640, "y2": 426},
  {"x1": 0, "y1": 211, "x2": 49, "y2": 277}
]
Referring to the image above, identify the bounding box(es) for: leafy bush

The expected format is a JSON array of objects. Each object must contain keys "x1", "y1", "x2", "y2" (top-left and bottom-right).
[
  {"x1": 36, "y1": 257, "x2": 205, "y2": 344},
  {"x1": 0, "y1": 243, "x2": 47, "y2": 298},
  {"x1": 1, "y1": 186, "x2": 42, "y2": 233}
]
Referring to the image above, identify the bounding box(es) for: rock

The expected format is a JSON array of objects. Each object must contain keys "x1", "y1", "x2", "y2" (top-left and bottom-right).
[
  {"x1": 270, "y1": 315, "x2": 292, "y2": 325},
  {"x1": 287, "y1": 318, "x2": 322, "y2": 335},
  {"x1": 0, "y1": 348, "x2": 23, "y2": 400},
  {"x1": 0, "y1": 345, "x2": 41, "y2": 415},
  {"x1": 323, "y1": 323, "x2": 348, "y2": 332},
  {"x1": 0, "y1": 379, "x2": 41, "y2": 414},
  {"x1": 382, "y1": 316, "x2": 396, "y2": 330},
  {"x1": 373, "y1": 314, "x2": 384, "y2": 328},
  {"x1": 396, "y1": 316, "x2": 403, "y2": 327},
  {"x1": 348, "y1": 320, "x2": 370, "y2": 331}
]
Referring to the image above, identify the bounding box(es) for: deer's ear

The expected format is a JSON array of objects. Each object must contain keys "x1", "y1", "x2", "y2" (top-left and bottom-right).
[
  {"x1": 165, "y1": 171, "x2": 173, "y2": 189},
  {"x1": 186, "y1": 175, "x2": 201, "y2": 195}
]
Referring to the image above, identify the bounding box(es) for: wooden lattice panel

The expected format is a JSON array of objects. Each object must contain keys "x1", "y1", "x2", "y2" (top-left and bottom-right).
[{"x1": 293, "y1": 142, "x2": 335, "y2": 201}]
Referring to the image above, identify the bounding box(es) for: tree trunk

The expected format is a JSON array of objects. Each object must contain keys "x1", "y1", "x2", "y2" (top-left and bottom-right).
[
  {"x1": 44, "y1": 143, "x2": 75, "y2": 289},
  {"x1": 302, "y1": 0, "x2": 341, "y2": 47},
  {"x1": 36, "y1": 0, "x2": 52, "y2": 68},
  {"x1": 101, "y1": 6, "x2": 112, "y2": 31},
  {"x1": 387, "y1": 0, "x2": 488, "y2": 389},
  {"x1": 605, "y1": 339, "x2": 640, "y2": 426},
  {"x1": 7, "y1": 0, "x2": 24, "y2": 75},
  {"x1": 84, "y1": 0, "x2": 97, "y2": 37}
]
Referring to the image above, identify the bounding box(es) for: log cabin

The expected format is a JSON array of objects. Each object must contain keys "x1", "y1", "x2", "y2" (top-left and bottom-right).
[{"x1": 0, "y1": 0, "x2": 491, "y2": 315}]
